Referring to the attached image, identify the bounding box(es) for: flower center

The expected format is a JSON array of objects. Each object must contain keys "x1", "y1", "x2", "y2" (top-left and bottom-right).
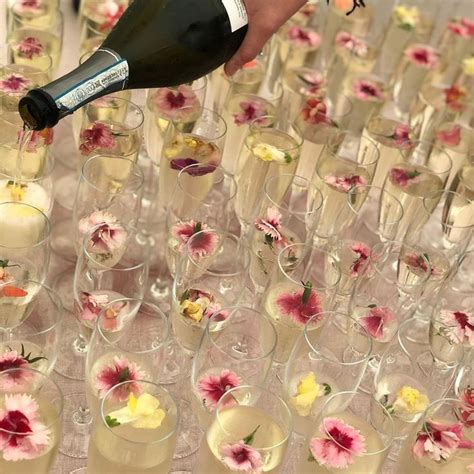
[
  {"x1": 166, "y1": 91, "x2": 186, "y2": 109},
  {"x1": 0, "y1": 410, "x2": 32, "y2": 436},
  {"x1": 0, "y1": 357, "x2": 25, "y2": 372},
  {"x1": 328, "y1": 426, "x2": 354, "y2": 451},
  {"x1": 454, "y1": 311, "x2": 472, "y2": 330},
  {"x1": 414, "y1": 50, "x2": 429, "y2": 64}
]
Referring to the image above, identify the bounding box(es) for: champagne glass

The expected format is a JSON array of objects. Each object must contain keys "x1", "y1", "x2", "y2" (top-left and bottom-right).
[
  {"x1": 396, "y1": 398, "x2": 474, "y2": 473},
  {"x1": 191, "y1": 306, "x2": 277, "y2": 430},
  {"x1": 9, "y1": 0, "x2": 61, "y2": 33},
  {"x1": 171, "y1": 231, "x2": 250, "y2": 355},
  {"x1": 234, "y1": 117, "x2": 303, "y2": 231},
  {"x1": 0, "y1": 280, "x2": 62, "y2": 374},
  {"x1": 248, "y1": 174, "x2": 323, "y2": 292},
  {"x1": 284, "y1": 312, "x2": 372, "y2": 437},
  {"x1": 0, "y1": 368, "x2": 63, "y2": 474},
  {"x1": 195, "y1": 385, "x2": 292, "y2": 473},
  {"x1": 87, "y1": 380, "x2": 178, "y2": 473},
  {"x1": 262, "y1": 245, "x2": 341, "y2": 364},
  {"x1": 449, "y1": 161, "x2": 474, "y2": 217},
  {"x1": 296, "y1": 391, "x2": 394, "y2": 473},
  {"x1": 313, "y1": 131, "x2": 380, "y2": 243}
]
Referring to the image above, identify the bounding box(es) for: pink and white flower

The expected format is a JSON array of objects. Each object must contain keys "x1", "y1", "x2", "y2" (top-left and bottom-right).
[
  {"x1": 436, "y1": 125, "x2": 462, "y2": 147},
  {"x1": 440, "y1": 310, "x2": 474, "y2": 346},
  {"x1": 460, "y1": 386, "x2": 474, "y2": 428},
  {"x1": 389, "y1": 167, "x2": 422, "y2": 187},
  {"x1": 309, "y1": 417, "x2": 367, "y2": 469},
  {"x1": 197, "y1": 369, "x2": 242, "y2": 410},
  {"x1": 169, "y1": 159, "x2": 217, "y2": 176},
  {"x1": 220, "y1": 440, "x2": 263, "y2": 472},
  {"x1": 276, "y1": 284, "x2": 323, "y2": 326},
  {"x1": 171, "y1": 220, "x2": 218, "y2": 258},
  {"x1": 255, "y1": 207, "x2": 283, "y2": 241},
  {"x1": 0, "y1": 352, "x2": 34, "y2": 390},
  {"x1": 78, "y1": 210, "x2": 128, "y2": 254},
  {"x1": 15, "y1": 37, "x2": 44, "y2": 60},
  {"x1": 95, "y1": 355, "x2": 146, "y2": 402},
  {"x1": 404, "y1": 253, "x2": 439, "y2": 277},
  {"x1": 79, "y1": 122, "x2": 116, "y2": 155},
  {"x1": 287, "y1": 25, "x2": 321, "y2": 48},
  {"x1": 359, "y1": 305, "x2": 396, "y2": 341},
  {"x1": 152, "y1": 85, "x2": 200, "y2": 120},
  {"x1": 17, "y1": 128, "x2": 54, "y2": 153},
  {"x1": 0, "y1": 394, "x2": 50, "y2": 461},
  {"x1": 298, "y1": 71, "x2": 325, "y2": 96},
  {"x1": 461, "y1": 18, "x2": 474, "y2": 36},
  {"x1": 0, "y1": 73, "x2": 31, "y2": 93},
  {"x1": 233, "y1": 100, "x2": 269, "y2": 126},
  {"x1": 324, "y1": 174, "x2": 367, "y2": 193},
  {"x1": 301, "y1": 97, "x2": 329, "y2": 125},
  {"x1": 78, "y1": 292, "x2": 109, "y2": 322},
  {"x1": 413, "y1": 420, "x2": 474, "y2": 462},
  {"x1": 391, "y1": 124, "x2": 414, "y2": 149},
  {"x1": 97, "y1": 1, "x2": 126, "y2": 32},
  {"x1": 349, "y1": 242, "x2": 372, "y2": 277},
  {"x1": 13, "y1": 0, "x2": 44, "y2": 14},
  {"x1": 352, "y1": 79, "x2": 385, "y2": 101},
  {"x1": 447, "y1": 18, "x2": 474, "y2": 38},
  {"x1": 335, "y1": 31, "x2": 368, "y2": 56},
  {"x1": 404, "y1": 44, "x2": 439, "y2": 69}
]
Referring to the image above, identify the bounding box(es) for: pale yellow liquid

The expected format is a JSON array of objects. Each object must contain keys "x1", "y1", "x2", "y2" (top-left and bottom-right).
[
  {"x1": 0, "y1": 280, "x2": 40, "y2": 329},
  {"x1": 449, "y1": 164, "x2": 474, "y2": 220},
  {"x1": 10, "y1": 3, "x2": 58, "y2": 31},
  {"x1": 430, "y1": 319, "x2": 465, "y2": 365},
  {"x1": 195, "y1": 405, "x2": 288, "y2": 473}
]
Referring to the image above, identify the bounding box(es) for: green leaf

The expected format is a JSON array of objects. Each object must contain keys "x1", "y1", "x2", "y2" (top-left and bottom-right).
[
  {"x1": 0, "y1": 259, "x2": 19, "y2": 269},
  {"x1": 349, "y1": 189, "x2": 357, "y2": 205},
  {"x1": 20, "y1": 343, "x2": 47, "y2": 364},
  {"x1": 118, "y1": 367, "x2": 130, "y2": 383},
  {"x1": 368, "y1": 303, "x2": 377, "y2": 308},
  {"x1": 323, "y1": 383, "x2": 331, "y2": 395},
  {"x1": 180, "y1": 289, "x2": 190, "y2": 304},
  {"x1": 408, "y1": 170, "x2": 421, "y2": 179},
  {"x1": 242, "y1": 425, "x2": 260, "y2": 446},
  {"x1": 302, "y1": 281, "x2": 313, "y2": 304},
  {"x1": 284, "y1": 153, "x2": 292, "y2": 164},
  {"x1": 105, "y1": 416, "x2": 121, "y2": 428},
  {"x1": 423, "y1": 253, "x2": 430, "y2": 261},
  {"x1": 264, "y1": 234, "x2": 274, "y2": 245},
  {"x1": 308, "y1": 452, "x2": 316, "y2": 462},
  {"x1": 399, "y1": 23, "x2": 414, "y2": 31},
  {"x1": 7, "y1": 180, "x2": 14, "y2": 186},
  {"x1": 194, "y1": 222, "x2": 202, "y2": 234}
]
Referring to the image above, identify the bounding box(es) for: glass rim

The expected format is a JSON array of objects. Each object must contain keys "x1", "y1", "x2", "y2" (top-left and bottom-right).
[
  {"x1": 80, "y1": 154, "x2": 145, "y2": 195},
  {"x1": 0, "y1": 367, "x2": 64, "y2": 435},
  {"x1": 247, "y1": 116, "x2": 305, "y2": 150},
  {"x1": 205, "y1": 306, "x2": 278, "y2": 362},
  {"x1": 11, "y1": 1, "x2": 64, "y2": 25},
  {"x1": 96, "y1": 298, "x2": 171, "y2": 354},
  {"x1": 402, "y1": 140, "x2": 453, "y2": 174},
  {"x1": 304, "y1": 312, "x2": 373, "y2": 365},
  {"x1": 397, "y1": 317, "x2": 431, "y2": 356},
  {"x1": 99, "y1": 380, "x2": 180, "y2": 445},
  {"x1": 322, "y1": 133, "x2": 380, "y2": 167},
  {"x1": 0, "y1": 201, "x2": 51, "y2": 250},
  {"x1": 215, "y1": 384, "x2": 293, "y2": 450}
]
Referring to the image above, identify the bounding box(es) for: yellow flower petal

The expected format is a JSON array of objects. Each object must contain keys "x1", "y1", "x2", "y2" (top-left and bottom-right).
[
  {"x1": 135, "y1": 393, "x2": 161, "y2": 416},
  {"x1": 180, "y1": 299, "x2": 205, "y2": 322},
  {"x1": 463, "y1": 57, "x2": 474, "y2": 76},
  {"x1": 252, "y1": 143, "x2": 287, "y2": 163},
  {"x1": 393, "y1": 386, "x2": 429, "y2": 414},
  {"x1": 297, "y1": 372, "x2": 319, "y2": 395},
  {"x1": 290, "y1": 372, "x2": 323, "y2": 417},
  {"x1": 128, "y1": 392, "x2": 138, "y2": 413},
  {"x1": 132, "y1": 408, "x2": 166, "y2": 429}
]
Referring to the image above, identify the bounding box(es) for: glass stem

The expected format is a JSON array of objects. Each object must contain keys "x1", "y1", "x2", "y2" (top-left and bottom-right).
[
  {"x1": 72, "y1": 405, "x2": 92, "y2": 426},
  {"x1": 72, "y1": 334, "x2": 89, "y2": 354}
]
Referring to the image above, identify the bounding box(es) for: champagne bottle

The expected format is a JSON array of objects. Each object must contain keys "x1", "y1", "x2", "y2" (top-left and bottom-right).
[{"x1": 19, "y1": 0, "x2": 248, "y2": 130}]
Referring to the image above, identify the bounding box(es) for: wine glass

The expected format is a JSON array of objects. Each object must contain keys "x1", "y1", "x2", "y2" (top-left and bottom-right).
[
  {"x1": 191, "y1": 306, "x2": 277, "y2": 430},
  {"x1": 87, "y1": 380, "x2": 178, "y2": 473},
  {"x1": 9, "y1": 0, "x2": 62, "y2": 33},
  {"x1": 0, "y1": 368, "x2": 63, "y2": 474},
  {"x1": 284, "y1": 312, "x2": 372, "y2": 437},
  {"x1": 248, "y1": 173, "x2": 323, "y2": 293},
  {"x1": 261, "y1": 245, "x2": 341, "y2": 364},
  {"x1": 194, "y1": 385, "x2": 293, "y2": 473},
  {"x1": 295, "y1": 391, "x2": 394, "y2": 474}
]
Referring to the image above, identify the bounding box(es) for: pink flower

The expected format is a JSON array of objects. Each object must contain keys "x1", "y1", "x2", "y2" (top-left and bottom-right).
[
  {"x1": 17, "y1": 128, "x2": 54, "y2": 153},
  {"x1": 335, "y1": 31, "x2": 368, "y2": 56},
  {"x1": 324, "y1": 174, "x2": 368, "y2": 193},
  {"x1": 298, "y1": 71, "x2": 325, "y2": 96},
  {"x1": 359, "y1": 305, "x2": 396, "y2": 341},
  {"x1": 233, "y1": 100, "x2": 269, "y2": 126},
  {"x1": 440, "y1": 310, "x2": 474, "y2": 346},
  {"x1": 404, "y1": 253, "x2": 439, "y2": 277},
  {"x1": 436, "y1": 125, "x2": 462, "y2": 147},
  {"x1": 13, "y1": 0, "x2": 44, "y2": 14},
  {"x1": 78, "y1": 210, "x2": 128, "y2": 254},
  {"x1": 79, "y1": 122, "x2": 116, "y2": 156},
  {"x1": 0, "y1": 352, "x2": 34, "y2": 390},
  {"x1": 16, "y1": 37, "x2": 44, "y2": 60},
  {"x1": 152, "y1": 85, "x2": 201, "y2": 120},
  {"x1": 97, "y1": 2, "x2": 126, "y2": 32},
  {"x1": 287, "y1": 25, "x2": 321, "y2": 48},
  {"x1": 309, "y1": 417, "x2": 367, "y2": 469},
  {"x1": 444, "y1": 85, "x2": 466, "y2": 111},
  {"x1": 171, "y1": 220, "x2": 218, "y2": 258},
  {"x1": 447, "y1": 18, "x2": 474, "y2": 38},
  {"x1": 197, "y1": 369, "x2": 242, "y2": 410},
  {"x1": 349, "y1": 242, "x2": 372, "y2": 277},
  {"x1": 220, "y1": 440, "x2": 263, "y2": 472},
  {"x1": 389, "y1": 167, "x2": 422, "y2": 187},
  {"x1": 413, "y1": 420, "x2": 474, "y2": 462},
  {"x1": 404, "y1": 44, "x2": 439, "y2": 69},
  {"x1": 78, "y1": 292, "x2": 109, "y2": 322},
  {"x1": 352, "y1": 79, "x2": 385, "y2": 101},
  {"x1": 391, "y1": 124, "x2": 414, "y2": 149},
  {"x1": 301, "y1": 97, "x2": 329, "y2": 125},
  {"x1": 461, "y1": 18, "x2": 474, "y2": 36},
  {"x1": 255, "y1": 207, "x2": 283, "y2": 241},
  {"x1": 0, "y1": 394, "x2": 50, "y2": 461},
  {"x1": 95, "y1": 355, "x2": 147, "y2": 401},
  {"x1": 460, "y1": 386, "x2": 474, "y2": 428},
  {"x1": 169, "y1": 159, "x2": 217, "y2": 176},
  {"x1": 276, "y1": 283, "x2": 323, "y2": 326},
  {"x1": 0, "y1": 73, "x2": 31, "y2": 93}
]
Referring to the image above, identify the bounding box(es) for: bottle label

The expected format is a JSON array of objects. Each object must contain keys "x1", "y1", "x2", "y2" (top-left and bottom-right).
[
  {"x1": 222, "y1": 0, "x2": 248, "y2": 32},
  {"x1": 54, "y1": 59, "x2": 129, "y2": 111}
]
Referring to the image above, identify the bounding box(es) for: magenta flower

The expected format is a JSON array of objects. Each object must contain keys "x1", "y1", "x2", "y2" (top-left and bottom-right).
[
  {"x1": 298, "y1": 71, "x2": 325, "y2": 96},
  {"x1": 16, "y1": 37, "x2": 44, "y2": 59},
  {"x1": 404, "y1": 44, "x2": 439, "y2": 69},
  {"x1": 440, "y1": 310, "x2": 474, "y2": 346},
  {"x1": 349, "y1": 242, "x2": 372, "y2": 277},
  {"x1": 197, "y1": 369, "x2": 242, "y2": 410},
  {"x1": 13, "y1": 0, "x2": 44, "y2": 14},
  {"x1": 352, "y1": 79, "x2": 385, "y2": 101},
  {"x1": 461, "y1": 18, "x2": 474, "y2": 36},
  {"x1": 447, "y1": 18, "x2": 474, "y2": 38},
  {"x1": 169, "y1": 158, "x2": 217, "y2": 176},
  {"x1": 97, "y1": 2, "x2": 126, "y2": 32},
  {"x1": 436, "y1": 125, "x2": 462, "y2": 147},
  {"x1": 220, "y1": 440, "x2": 263, "y2": 472},
  {"x1": 0, "y1": 73, "x2": 31, "y2": 93},
  {"x1": 152, "y1": 85, "x2": 201, "y2": 120},
  {"x1": 309, "y1": 417, "x2": 367, "y2": 469},
  {"x1": 78, "y1": 292, "x2": 109, "y2": 322},
  {"x1": 444, "y1": 85, "x2": 466, "y2": 111},
  {"x1": 460, "y1": 386, "x2": 474, "y2": 428},
  {"x1": 301, "y1": 97, "x2": 329, "y2": 125},
  {"x1": 359, "y1": 305, "x2": 396, "y2": 341},
  {"x1": 78, "y1": 210, "x2": 128, "y2": 254},
  {"x1": 324, "y1": 174, "x2": 368, "y2": 193},
  {"x1": 335, "y1": 31, "x2": 368, "y2": 56},
  {"x1": 95, "y1": 355, "x2": 147, "y2": 401},
  {"x1": 233, "y1": 99, "x2": 270, "y2": 126},
  {"x1": 171, "y1": 220, "x2": 218, "y2": 258},
  {"x1": 0, "y1": 352, "x2": 34, "y2": 390},
  {"x1": 389, "y1": 167, "x2": 422, "y2": 187},
  {"x1": 413, "y1": 420, "x2": 474, "y2": 462},
  {"x1": 255, "y1": 207, "x2": 283, "y2": 241},
  {"x1": 276, "y1": 282, "x2": 323, "y2": 326},
  {"x1": 0, "y1": 394, "x2": 50, "y2": 461},
  {"x1": 79, "y1": 122, "x2": 116, "y2": 156},
  {"x1": 391, "y1": 124, "x2": 414, "y2": 149},
  {"x1": 287, "y1": 25, "x2": 321, "y2": 48}
]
